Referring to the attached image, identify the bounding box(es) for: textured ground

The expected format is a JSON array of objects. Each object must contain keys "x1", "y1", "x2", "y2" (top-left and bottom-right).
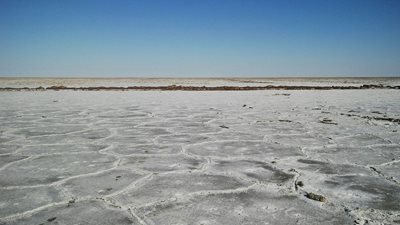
[{"x1": 0, "y1": 90, "x2": 399, "y2": 225}]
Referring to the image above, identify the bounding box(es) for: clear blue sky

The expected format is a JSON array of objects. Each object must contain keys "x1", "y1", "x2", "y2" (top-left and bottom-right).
[{"x1": 0, "y1": 0, "x2": 399, "y2": 77}]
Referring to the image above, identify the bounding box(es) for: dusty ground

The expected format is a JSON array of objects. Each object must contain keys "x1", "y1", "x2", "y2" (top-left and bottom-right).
[{"x1": 0, "y1": 90, "x2": 399, "y2": 225}]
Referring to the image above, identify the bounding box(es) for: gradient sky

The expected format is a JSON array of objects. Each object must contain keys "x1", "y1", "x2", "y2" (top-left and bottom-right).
[{"x1": 1, "y1": 0, "x2": 399, "y2": 77}]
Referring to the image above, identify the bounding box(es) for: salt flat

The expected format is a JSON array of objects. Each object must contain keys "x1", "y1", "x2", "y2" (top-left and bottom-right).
[
  {"x1": 1, "y1": 77, "x2": 400, "y2": 88},
  {"x1": 0, "y1": 90, "x2": 399, "y2": 225}
]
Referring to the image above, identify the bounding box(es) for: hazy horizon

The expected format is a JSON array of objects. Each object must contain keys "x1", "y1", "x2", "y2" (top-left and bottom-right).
[{"x1": 1, "y1": 0, "x2": 400, "y2": 77}]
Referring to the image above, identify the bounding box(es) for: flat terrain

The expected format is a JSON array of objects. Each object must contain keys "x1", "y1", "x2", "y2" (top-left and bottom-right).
[
  {"x1": 1, "y1": 77, "x2": 400, "y2": 88},
  {"x1": 0, "y1": 89, "x2": 399, "y2": 224}
]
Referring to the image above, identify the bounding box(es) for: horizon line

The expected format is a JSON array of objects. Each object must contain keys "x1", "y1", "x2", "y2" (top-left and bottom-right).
[{"x1": 1, "y1": 75, "x2": 400, "y2": 79}]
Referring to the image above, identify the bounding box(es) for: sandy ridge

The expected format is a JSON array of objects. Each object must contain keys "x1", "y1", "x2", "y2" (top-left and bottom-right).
[{"x1": 1, "y1": 84, "x2": 400, "y2": 91}]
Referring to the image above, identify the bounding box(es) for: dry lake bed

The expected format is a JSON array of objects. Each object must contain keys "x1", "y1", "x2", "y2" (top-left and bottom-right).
[{"x1": 0, "y1": 83, "x2": 400, "y2": 224}]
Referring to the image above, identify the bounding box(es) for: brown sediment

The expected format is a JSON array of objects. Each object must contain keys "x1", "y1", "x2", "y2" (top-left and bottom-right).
[
  {"x1": 306, "y1": 192, "x2": 327, "y2": 202},
  {"x1": 319, "y1": 118, "x2": 338, "y2": 125},
  {"x1": 278, "y1": 119, "x2": 292, "y2": 123},
  {"x1": 0, "y1": 84, "x2": 400, "y2": 91},
  {"x1": 340, "y1": 113, "x2": 400, "y2": 124}
]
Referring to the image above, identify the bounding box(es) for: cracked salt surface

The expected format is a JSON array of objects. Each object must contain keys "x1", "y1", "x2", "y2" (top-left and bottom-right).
[{"x1": 0, "y1": 90, "x2": 399, "y2": 224}]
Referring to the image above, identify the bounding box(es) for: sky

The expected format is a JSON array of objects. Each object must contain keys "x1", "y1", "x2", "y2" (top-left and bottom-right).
[{"x1": 0, "y1": 0, "x2": 399, "y2": 77}]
